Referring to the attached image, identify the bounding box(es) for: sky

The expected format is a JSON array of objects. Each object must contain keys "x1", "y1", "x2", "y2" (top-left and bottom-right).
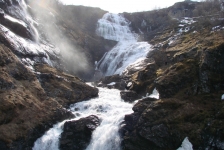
[{"x1": 59, "y1": 0, "x2": 199, "y2": 14}]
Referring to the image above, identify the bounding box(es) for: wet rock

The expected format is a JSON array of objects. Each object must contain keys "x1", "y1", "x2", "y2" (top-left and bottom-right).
[
  {"x1": 120, "y1": 90, "x2": 139, "y2": 102},
  {"x1": 1, "y1": 13, "x2": 33, "y2": 40},
  {"x1": 60, "y1": 115, "x2": 100, "y2": 150},
  {"x1": 0, "y1": 44, "x2": 97, "y2": 149},
  {"x1": 0, "y1": 8, "x2": 4, "y2": 18},
  {"x1": 97, "y1": 74, "x2": 128, "y2": 90}
]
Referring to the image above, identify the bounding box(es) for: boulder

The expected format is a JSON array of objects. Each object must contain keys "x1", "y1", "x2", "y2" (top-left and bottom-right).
[
  {"x1": 60, "y1": 115, "x2": 100, "y2": 150},
  {"x1": 97, "y1": 74, "x2": 128, "y2": 90},
  {"x1": 129, "y1": 63, "x2": 157, "y2": 96},
  {"x1": 120, "y1": 90, "x2": 139, "y2": 102}
]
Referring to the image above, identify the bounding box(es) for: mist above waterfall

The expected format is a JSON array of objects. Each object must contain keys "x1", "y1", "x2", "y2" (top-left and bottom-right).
[{"x1": 26, "y1": 0, "x2": 90, "y2": 75}]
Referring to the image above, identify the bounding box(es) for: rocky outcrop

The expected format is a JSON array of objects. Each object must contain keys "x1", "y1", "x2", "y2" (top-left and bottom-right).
[
  {"x1": 120, "y1": 31, "x2": 224, "y2": 149},
  {"x1": 60, "y1": 115, "x2": 100, "y2": 150},
  {"x1": 35, "y1": 64, "x2": 99, "y2": 107},
  {"x1": 121, "y1": 95, "x2": 224, "y2": 150},
  {"x1": 129, "y1": 63, "x2": 157, "y2": 96},
  {"x1": 0, "y1": 9, "x2": 33, "y2": 40},
  {"x1": 155, "y1": 59, "x2": 198, "y2": 98},
  {"x1": 0, "y1": 44, "x2": 98, "y2": 149},
  {"x1": 198, "y1": 44, "x2": 224, "y2": 94},
  {"x1": 97, "y1": 74, "x2": 128, "y2": 90},
  {"x1": 120, "y1": 91, "x2": 140, "y2": 102}
]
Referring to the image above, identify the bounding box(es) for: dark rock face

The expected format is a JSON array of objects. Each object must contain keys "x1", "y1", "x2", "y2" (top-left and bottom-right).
[
  {"x1": 10, "y1": 109, "x2": 74, "y2": 150},
  {"x1": 129, "y1": 63, "x2": 157, "y2": 96},
  {"x1": 120, "y1": 90, "x2": 139, "y2": 102},
  {"x1": 121, "y1": 97, "x2": 180, "y2": 150},
  {"x1": 121, "y1": 93, "x2": 224, "y2": 150},
  {"x1": 0, "y1": 13, "x2": 33, "y2": 40},
  {"x1": 35, "y1": 64, "x2": 99, "y2": 107},
  {"x1": 60, "y1": 115, "x2": 100, "y2": 150},
  {"x1": 155, "y1": 60, "x2": 198, "y2": 98},
  {"x1": 97, "y1": 74, "x2": 128, "y2": 90},
  {"x1": 199, "y1": 44, "x2": 224, "y2": 94},
  {"x1": 0, "y1": 44, "x2": 98, "y2": 149}
]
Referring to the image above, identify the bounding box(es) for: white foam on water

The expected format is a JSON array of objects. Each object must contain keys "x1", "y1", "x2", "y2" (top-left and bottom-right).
[{"x1": 33, "y1": 87, "x2": 134, "y2": 150}]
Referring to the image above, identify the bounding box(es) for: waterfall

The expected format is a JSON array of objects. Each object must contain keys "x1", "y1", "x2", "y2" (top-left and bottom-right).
[
  {"x1": 96, "y1": 13, "x2": 152, "y2": 76},
  {"x1": 33, "y1": 87, "x2": 134, "y2": 150},
  {"x1": 7, "y1": 0, "x2": 40, "y2": 42},
  {"x1": 0, "y1": 0, "x2": 60, "y2": 69},
  {"x1": 96, "y1": 13, "x2": 136, "y2": 41}
]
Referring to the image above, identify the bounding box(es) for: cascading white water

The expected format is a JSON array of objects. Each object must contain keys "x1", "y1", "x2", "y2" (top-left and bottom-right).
[
  {"x1": 8, "y1": 0, "x2": 40, "y2": 42},
  {"x1": 96, "y1": 13, "x2": 136, "y2": 41},
  {"x1": 96, "y1": 13, "x2": 152, "y2": 76},
  {"x1": 0, "y1": 0, "x2": 60, "y2": 69},
  {"x1": 33, "y1": 87, "x2": 134, "y2": 150}
]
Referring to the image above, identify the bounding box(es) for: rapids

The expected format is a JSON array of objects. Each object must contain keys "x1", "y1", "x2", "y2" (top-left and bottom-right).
[{"x1": 33, "y1": 87, "x2": 135, "y2": 150}]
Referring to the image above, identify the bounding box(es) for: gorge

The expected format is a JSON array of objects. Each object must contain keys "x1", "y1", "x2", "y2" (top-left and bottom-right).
[{"x1": 0, "y1": 0, "x2": 224, "y2": 150}]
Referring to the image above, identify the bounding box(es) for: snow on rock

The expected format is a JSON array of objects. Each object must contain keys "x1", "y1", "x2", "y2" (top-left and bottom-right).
[
  {"x1": 177, "y1": 137, "x2": 193, "y2": 150},
  {"x1": 180, "y1": 17, "x2": 196, "y2": 25},
  {"x1": 107, "y1": 82, "x2": 116, "y2": 86},
  {"x1": 222, "y1": 94, "x2": 224, "y2": 100}
]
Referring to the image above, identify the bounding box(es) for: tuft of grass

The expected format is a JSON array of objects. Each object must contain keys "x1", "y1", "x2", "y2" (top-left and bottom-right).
[{"x1": 156, "y1": 68, "x2": 164, "y2": 76}]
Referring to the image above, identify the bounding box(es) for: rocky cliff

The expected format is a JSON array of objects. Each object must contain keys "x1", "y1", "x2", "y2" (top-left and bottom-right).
[
  {"x1": 0, "y1": 0, "x2": 100, "y2": 149},
  {"x1": 118, "y1": 1, "x2": 224, "y2": 149}
]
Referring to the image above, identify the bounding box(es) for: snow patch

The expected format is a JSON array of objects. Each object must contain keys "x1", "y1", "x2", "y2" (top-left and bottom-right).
[
  {"x1": 180, "y1": 17, "x2": 196, "y2": 25},
  {"x1": 212, "y1": 26, "x2": 221, "y2": 31},
  {"x1": 221, "y1": 94, "x2": 224, "y2": 100},
  {"x1": 107, "y1": 82, "x2": 116, "y2": 86},
  {"x1": 177, "y1": 137, "x2": 193, "y2": 150}
]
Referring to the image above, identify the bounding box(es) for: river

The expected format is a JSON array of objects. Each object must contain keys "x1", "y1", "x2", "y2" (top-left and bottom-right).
[{"x1": 33, "y1": 86, "x2": 137, "y2": 150}]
